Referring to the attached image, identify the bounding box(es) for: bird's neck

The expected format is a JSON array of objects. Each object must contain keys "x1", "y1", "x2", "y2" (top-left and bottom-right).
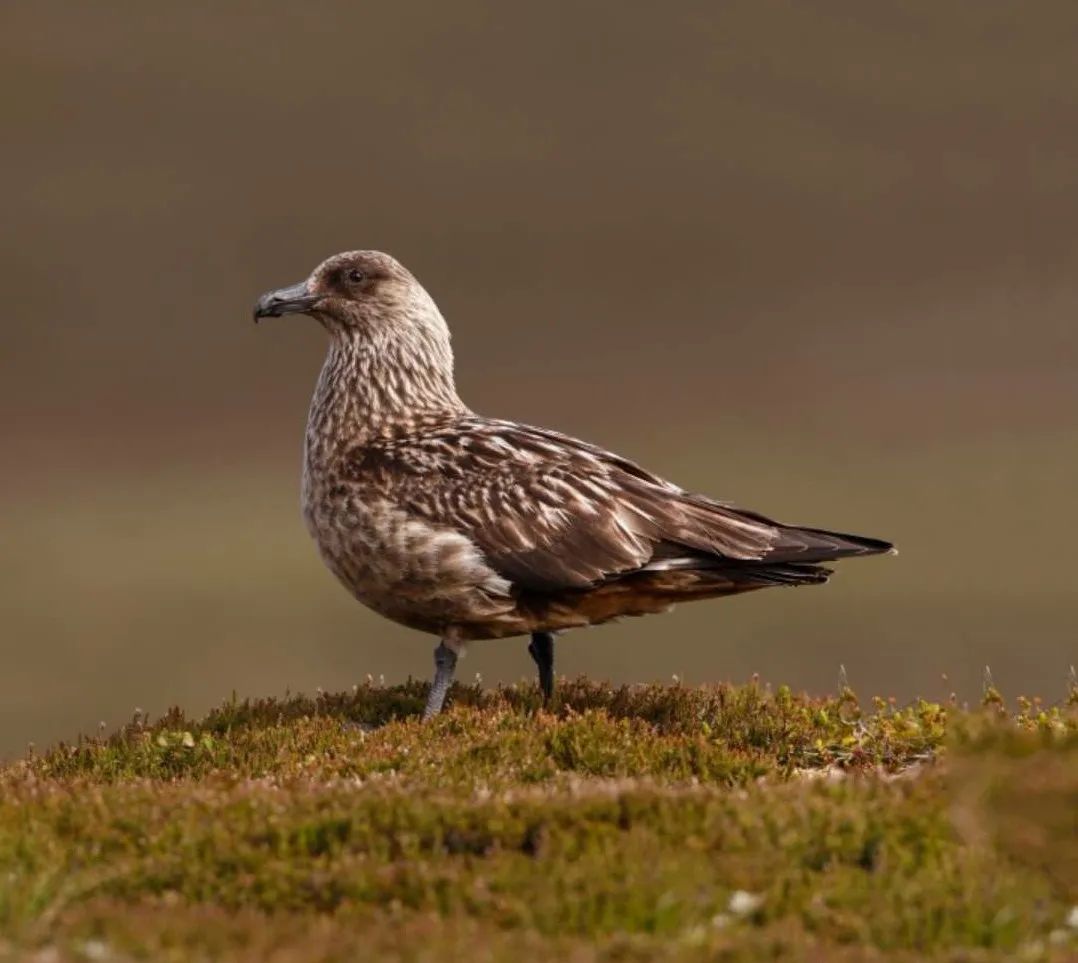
[{"x1": 306, "y1": 328, "x2": 468, "y2": 456}]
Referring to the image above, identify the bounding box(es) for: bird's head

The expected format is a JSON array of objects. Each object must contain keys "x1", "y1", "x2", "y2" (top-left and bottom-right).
[
  {"x1": 254, "y1": 250, "x2": 462, "y2": 414},
  {"x1": 253, "y1": 250, "x2": 434, "y2": 338}
]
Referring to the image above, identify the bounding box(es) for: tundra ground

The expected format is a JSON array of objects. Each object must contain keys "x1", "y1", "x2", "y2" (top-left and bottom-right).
[{"x1": 1, "y1": 677, "x2": 1076, "y2": 962}]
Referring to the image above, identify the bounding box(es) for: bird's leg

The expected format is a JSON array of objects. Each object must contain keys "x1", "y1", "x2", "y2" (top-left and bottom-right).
[
  {"x1": 422, "y1": 641, "x2": 458, "y2": 719},
  {"x1": 528, "y1": 631, "x2": 556, "y2": 703}
]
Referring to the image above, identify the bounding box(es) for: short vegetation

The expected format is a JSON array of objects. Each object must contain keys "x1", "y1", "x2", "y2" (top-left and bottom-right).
[{"x1": 1, "y1": 675, "x2": 1076, "y2": 962}]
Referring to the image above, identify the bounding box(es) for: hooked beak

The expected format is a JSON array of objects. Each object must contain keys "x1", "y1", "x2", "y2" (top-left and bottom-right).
[{"x1": 252, "y1": 280, "x2": 323, "y2": 323}]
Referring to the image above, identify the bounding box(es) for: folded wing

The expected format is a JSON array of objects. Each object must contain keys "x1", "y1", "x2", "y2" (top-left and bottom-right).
[{"x1": 349, "y1": 419, "x2": 891, "y2": 594}]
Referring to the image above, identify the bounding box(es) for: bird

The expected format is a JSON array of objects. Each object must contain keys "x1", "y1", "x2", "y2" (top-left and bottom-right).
[{"x1": 254, "y1": 250, "x2": 893, "y2": 719}]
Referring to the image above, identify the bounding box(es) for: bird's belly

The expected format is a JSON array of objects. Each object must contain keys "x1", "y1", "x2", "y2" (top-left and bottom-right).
[{"x1": 303, "y1": 494, "x2": 519, "y2": 636}]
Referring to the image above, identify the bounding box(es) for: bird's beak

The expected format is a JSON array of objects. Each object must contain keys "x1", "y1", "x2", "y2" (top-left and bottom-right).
[{"x1": 252, "y1": 280, "x2": 323, "y2": 323}]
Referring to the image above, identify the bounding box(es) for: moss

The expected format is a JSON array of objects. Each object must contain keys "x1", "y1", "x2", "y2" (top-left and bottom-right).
[
  {"x1": 23, "y1": 679, "x2": 969, "y2": 784},
  {"x1": 1, "y1": 679, "x2": 1075, "y2": 961}
]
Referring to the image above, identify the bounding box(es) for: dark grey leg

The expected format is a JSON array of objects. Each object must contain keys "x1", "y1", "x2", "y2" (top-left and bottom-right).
[
  {"x1": 423, "y1": 641, "x2": 458, "y2": 719},
  {"x1": 528, "y1": 631, "x2": 555, "y2": 702}
]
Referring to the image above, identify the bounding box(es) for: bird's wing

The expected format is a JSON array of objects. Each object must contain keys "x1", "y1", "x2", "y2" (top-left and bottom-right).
[{"x1": 347, "y1": 419, "x2": 793, "y2": 593}]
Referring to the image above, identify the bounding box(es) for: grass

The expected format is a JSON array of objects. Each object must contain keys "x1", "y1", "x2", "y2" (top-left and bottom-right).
[{"x1": 0, "y1": 677, "x2": 1076, "y2": 962}]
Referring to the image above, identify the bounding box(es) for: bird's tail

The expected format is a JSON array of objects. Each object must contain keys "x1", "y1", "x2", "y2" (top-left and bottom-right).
[
  {"x1": 773, "y1": 525, "x2": 895, "y2": 562},
  {"x1": 736, "y1": 560, "x2": 834, "y2": 586},
  {"x1": 714, "y1": 505, "x2": 894, "y2": 564}
]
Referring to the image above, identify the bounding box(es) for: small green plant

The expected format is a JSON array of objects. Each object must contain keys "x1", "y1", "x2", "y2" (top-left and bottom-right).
[{"x1": 0, "y1": 677, "x2": 1075, "y2": 962}]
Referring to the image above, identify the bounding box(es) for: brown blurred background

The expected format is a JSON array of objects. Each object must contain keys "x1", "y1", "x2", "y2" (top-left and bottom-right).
[{"x1": 2, "y1": 2, "x2": 1076, "y2": 756}]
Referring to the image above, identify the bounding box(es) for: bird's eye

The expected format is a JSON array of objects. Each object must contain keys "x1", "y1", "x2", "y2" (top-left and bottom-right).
[{"x1": 347, "y1": 269, "x2": 365, "y2": 283}]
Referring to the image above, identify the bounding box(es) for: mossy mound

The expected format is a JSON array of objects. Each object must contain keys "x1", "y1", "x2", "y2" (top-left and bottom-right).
[{"x1": 1, "y1": 678, "x2": 1075, "y2": 961}]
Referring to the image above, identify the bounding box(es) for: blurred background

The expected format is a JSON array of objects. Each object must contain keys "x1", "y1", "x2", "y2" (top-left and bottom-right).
[{"x1": 2, "y1": 1, "x2": 1076, "y2": 756}]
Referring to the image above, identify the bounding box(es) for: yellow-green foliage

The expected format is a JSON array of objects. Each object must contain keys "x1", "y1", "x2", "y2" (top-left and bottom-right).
[{"x1": 0, "y1": 679, "x2": 1075, "y2": 962}]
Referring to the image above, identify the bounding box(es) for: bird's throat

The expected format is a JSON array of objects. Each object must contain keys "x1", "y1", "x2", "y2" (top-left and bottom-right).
[{"x1": 305, "y1": 334, "x2": 467, "y2": 459}]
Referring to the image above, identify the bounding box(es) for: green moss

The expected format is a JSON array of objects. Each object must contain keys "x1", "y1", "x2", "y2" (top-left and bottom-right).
[
  {"x1": 1, "y1": 679, "x2": 1075, "y2": 961},
  {"x1": 23, "y1": 679, "x2": 967, "y2": 784}
]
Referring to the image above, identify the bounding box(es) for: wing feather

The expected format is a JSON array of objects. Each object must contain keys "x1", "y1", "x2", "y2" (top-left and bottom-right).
[{"x1": 347, "y1": 418, "x2": 791, "y2": 593}]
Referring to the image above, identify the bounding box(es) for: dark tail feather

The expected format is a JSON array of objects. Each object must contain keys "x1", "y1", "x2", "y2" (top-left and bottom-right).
[
  {"x1": 651, "y1": 558, "x2": 833, "y2": 588},
  {"x1": 738, "y1": 561, "x2": 833, "y2": 586},
  {"x1": 754, "y1": 521, "x2": 894, "y2": 564},
  {"x1": 721, "y1": 506, "x2": 894, "y2": 564}
]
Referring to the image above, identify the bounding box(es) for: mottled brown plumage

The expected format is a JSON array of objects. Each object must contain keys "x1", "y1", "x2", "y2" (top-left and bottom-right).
[{"x1": 254, "y1": 251, "x2": 893, "y2": 717}]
